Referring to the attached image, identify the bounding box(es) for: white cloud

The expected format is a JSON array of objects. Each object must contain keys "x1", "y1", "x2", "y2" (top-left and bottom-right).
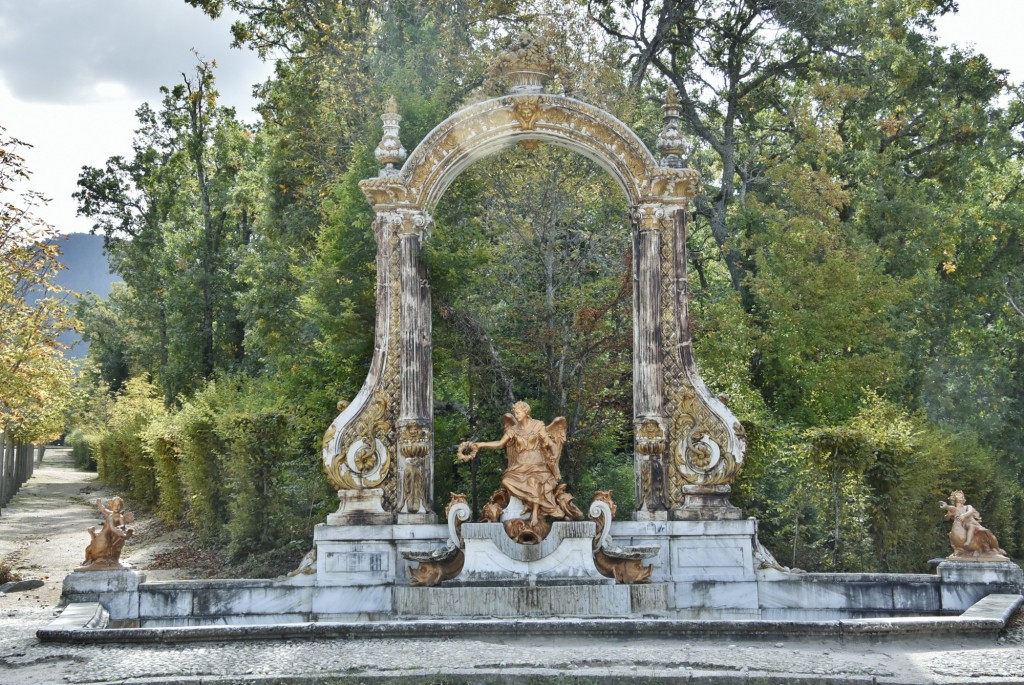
[
  {"x1": 0, "y1": 0, "x2": 273, "y2": 235},
  {"x1": 932, "y1": 0, "x2": 1024, "y2": 83}
]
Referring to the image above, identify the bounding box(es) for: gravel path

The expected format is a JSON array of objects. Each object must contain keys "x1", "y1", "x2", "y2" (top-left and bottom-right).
[{"x1": 1, "y1": 448, "x2": 1023, "y2": 684}]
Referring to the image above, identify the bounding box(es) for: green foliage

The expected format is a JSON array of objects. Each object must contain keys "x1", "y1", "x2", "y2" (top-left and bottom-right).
[
  {"x1": 93, "y1": 377, "x2": 165, "y2": 509},
  {"x1": 65, "y1": 0, "x2": 1024, "y2": 575},
  {"x1": 0, "y1": 128, "x2": 76, "y2": 442},
  {"x1": 65, "y1": 427, "x2": 97, "y2": 471}
]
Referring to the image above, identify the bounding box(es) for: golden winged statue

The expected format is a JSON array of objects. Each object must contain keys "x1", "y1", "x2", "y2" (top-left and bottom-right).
[{"x1": 458, "y1": 401, "x2": 581, "y2": 535}]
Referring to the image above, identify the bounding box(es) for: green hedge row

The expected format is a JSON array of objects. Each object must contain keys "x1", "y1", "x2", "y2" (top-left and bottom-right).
[{"x1": 71, "y1": 376, "x2": 334, "y2": 571}]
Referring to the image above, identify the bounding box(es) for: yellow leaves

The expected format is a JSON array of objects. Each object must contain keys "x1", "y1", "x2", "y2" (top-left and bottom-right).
[
  {"x1": 941, "y1": 249, "x2": 957, "y2": 274},
  {"x1": 877, "y1": 115, "x2": 905, "y2": 138}
]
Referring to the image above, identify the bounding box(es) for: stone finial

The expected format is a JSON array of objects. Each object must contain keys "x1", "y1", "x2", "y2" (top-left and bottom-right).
[
  {"x1": 657, "y1": 87, "x2": 688, "y2": 168},
  {"x1": 490, "y1": 32, "x2": 557, "y2": 95},
  {"x1": 374, "y1": 96, "x2": 407, "y2": 177}
]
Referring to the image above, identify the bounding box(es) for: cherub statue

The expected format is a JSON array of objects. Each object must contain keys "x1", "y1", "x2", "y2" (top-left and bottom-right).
[
  {"x1": 939, "y1": 490, "x2": 1009, "y2": 562},
  {"x1": 78, "y1": 496, "x2": 135, "y2": 571},
  {"x1": 458, "y1": 401, "x2": 582, "y2": 542}
]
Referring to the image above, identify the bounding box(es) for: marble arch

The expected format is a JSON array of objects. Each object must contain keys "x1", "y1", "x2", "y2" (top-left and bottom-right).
[{"x1": 322, "y1": 47, "x2": 746, "y2": 526}]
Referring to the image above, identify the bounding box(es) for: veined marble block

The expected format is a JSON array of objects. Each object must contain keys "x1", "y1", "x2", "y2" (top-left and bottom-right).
[{"x1": 457, "y1": 521, "x2": 610, "y2": 584}]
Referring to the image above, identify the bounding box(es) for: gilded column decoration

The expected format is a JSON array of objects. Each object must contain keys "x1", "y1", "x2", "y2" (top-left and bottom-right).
[
  {"x1": 664, "y1": 208, "x2": 747, "y2": 519},
  {"x1": 321, "y1": 210, "x2": 402, "y2": 525},
  {"x1": 635, "y1": 419, "x2": 668, "y2": 517},
  {"x1": 397, "y1": 423, "x2": 432, "y2": 517}
]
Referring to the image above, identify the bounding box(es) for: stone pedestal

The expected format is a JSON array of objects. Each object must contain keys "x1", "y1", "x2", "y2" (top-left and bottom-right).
[
  {"x1": 613, "y1": 518, "x2": 759, "y2": 616},
  {"x1": 938, "y1": 560, "x2": 1024, "y2": 613},
  {"x1": 62, "y1": 569, "x2": 143, "y2": 622},
  {"x1": 326, "y1": 488, "x2": 393, "y2": 526},
  {"x1": 313, "y1": 522, "x2": 448, "y2": 587},
  {"x1": 672, "y1": 485, "x2": 744, "y2": 521}
]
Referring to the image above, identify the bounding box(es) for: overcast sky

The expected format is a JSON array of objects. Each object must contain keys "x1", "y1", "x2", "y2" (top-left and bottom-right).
[{"x1": 1, "y1": 0, "x2": 1022, "y2": 236}]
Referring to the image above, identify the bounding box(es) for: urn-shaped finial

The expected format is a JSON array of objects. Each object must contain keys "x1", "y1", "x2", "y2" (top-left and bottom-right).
[
  {"x1": 490, "y1": 32, "x2": 557, "y2": 95},
  {"x1": 374, "y1": 96, "x2": 407, "y2": 177},
  {"x1": 657, "y1": 87, "x2": 688, "y2": 168}
]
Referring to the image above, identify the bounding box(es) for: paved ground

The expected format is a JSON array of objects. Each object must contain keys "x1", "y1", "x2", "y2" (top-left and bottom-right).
[{"x1": 1, "y1": 449, "x2": 1023, "y2": 685}]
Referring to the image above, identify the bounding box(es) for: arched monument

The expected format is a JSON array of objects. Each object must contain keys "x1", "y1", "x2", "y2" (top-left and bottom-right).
[
  {"x1": 55, "y1": 38, "x2": 1023, "y2": 631},
  {"x1": 321, "y1": 36, "x2": 746, "y2": 530}
]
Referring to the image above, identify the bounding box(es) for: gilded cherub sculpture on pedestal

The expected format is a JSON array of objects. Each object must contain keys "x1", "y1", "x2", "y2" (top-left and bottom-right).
[
  {"x1": 939, "y1": 490, "x2": 1009, "y2": 562},
  {"x1": 458, "y1": 401, "x2": 583, "y2": 543},
  {"x1": 77, "y1": 496, "x2": 135, "y2": 571}
]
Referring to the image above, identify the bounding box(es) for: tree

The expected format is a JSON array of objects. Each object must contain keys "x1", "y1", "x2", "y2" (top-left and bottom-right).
[
  {"x1": 76, "y1": 61, "x2": 261, "y2": 402},
  {"x1": 0, "y1": 127, "x2": 75, "y2": 442}
]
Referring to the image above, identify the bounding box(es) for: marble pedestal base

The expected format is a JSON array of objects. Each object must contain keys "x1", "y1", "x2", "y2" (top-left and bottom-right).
[
  {"x1": 671, "y1": 485, "x2": 744, "y2": 521},
  {"x1": 938, "y1": 560, "x2": 1024, "y2": 613},
  {"x1": 326, "y1": 488, "x2": 393, "y2": 525},
  {"x1": 62, "y1": 569, "x2": 143, "y2": 622}
]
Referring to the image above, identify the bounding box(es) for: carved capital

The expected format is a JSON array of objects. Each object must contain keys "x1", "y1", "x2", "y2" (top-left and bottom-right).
[
  {"x1": 398, "y1": 422, "x2": 431, "y2": 459},
  {"x1": 631, "y1": 204, "x2": 670, "y2": 234},
  {"x1": 649, "y1": 167, "x2": 700, "y2": 202},
  {"x1": 397, "y1": 209, "x2": 433, "y2": 239},
  {"x1": 635, "y1": 418, "x2": 667, "y2": 455}
]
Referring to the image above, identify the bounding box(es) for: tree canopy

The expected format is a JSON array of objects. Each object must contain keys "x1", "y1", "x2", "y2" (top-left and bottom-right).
[{"x1": 61, "y1": 0, "x2": 1024, "y2": 573}]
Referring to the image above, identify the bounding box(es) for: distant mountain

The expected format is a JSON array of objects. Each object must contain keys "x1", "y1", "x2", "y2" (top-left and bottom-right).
[{"x1": 49, "y1": 233, "x2": 120, "y2": 358}]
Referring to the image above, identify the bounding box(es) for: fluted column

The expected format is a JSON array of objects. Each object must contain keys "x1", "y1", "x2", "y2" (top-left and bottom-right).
[
  {"x1": 632, "y1": 204, "x2": 669, "y2": 520},
  {"x1": 396, "y1": 209, "x2": 435, "y2": 523}
]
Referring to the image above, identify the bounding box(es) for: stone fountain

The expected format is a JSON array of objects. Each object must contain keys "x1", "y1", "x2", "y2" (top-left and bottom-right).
[{"x1": 52, "y1": 37, "x2": 1022, "y2": 640}]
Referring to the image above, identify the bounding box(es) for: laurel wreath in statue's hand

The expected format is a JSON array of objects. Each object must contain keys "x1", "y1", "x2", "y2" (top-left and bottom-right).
[{"x1": 457, "y1": 441, "x2": 479, "y2": 462}]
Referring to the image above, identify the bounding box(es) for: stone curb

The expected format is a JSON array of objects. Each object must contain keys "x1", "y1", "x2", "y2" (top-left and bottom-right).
[
  {"x1": 38, "y1": 593, "x2": 1023, "y2": 644},
  {"x1": 24, "y1": 670, "x2": 1024, "y2": 685}
]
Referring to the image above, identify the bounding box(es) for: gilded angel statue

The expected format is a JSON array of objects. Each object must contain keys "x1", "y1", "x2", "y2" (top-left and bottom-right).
[{"x1": 458, "y1": 401, "x2": 582, "y2": 539}]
